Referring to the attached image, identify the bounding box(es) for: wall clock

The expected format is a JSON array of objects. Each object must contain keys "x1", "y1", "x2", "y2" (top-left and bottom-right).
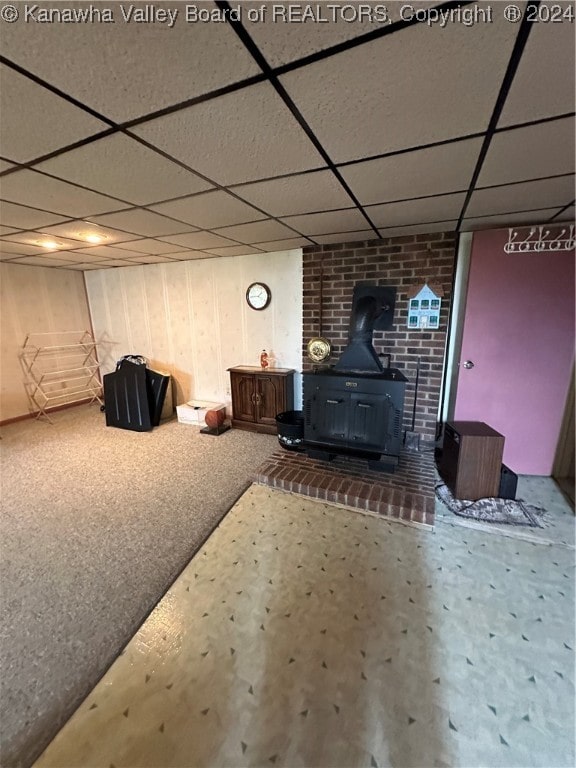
[{"x1": 246, "y1": 282, "x2": 271, "y2": 311}]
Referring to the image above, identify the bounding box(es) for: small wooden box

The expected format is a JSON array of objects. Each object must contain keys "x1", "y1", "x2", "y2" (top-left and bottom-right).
[{"x1": 440, "y1": 421, "x2": 505, "y2": 500}]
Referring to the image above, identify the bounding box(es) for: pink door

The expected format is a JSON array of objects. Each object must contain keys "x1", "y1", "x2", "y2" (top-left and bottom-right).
[{"x1": 454, "y1": 228, "x2": 575, "y2": 475}]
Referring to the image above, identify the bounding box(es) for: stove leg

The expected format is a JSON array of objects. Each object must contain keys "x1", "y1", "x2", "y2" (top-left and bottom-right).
[
  {"x1": 307, "y1": 449, "x2": 336, "y2": 462},
  {"x1": 368, "y1": 456, "x2": 398, "y2": 474}
]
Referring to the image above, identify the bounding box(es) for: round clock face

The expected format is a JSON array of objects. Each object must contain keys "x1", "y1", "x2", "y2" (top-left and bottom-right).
[{"x1": 246, "y1": 282, "x2": 271, "y2": 310}]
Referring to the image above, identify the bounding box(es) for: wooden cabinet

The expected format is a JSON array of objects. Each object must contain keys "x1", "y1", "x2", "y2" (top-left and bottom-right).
[
  {"x1": 440, "y1": 421, "x2": 504, "y2": 500},
  {"x1": 228, "y1": 366, "x2": 295, "y2": 435}
]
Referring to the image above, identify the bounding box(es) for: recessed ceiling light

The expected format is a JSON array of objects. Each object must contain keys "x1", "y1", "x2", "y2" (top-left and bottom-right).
[
  {"x1": 37, "y1": 240, "x2": 61, "y2": 250},
  {"x1": 78, "y1": 230, "x2": 108, "y2": 244},
  {"x1": 83, "y1": 233, "x2": 107, "y2": 244}
]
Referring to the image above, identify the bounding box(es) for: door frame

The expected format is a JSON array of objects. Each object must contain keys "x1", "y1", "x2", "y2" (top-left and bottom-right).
[
  {"x1": 553, "y1": 360, "x2": 575, "y2": 507},
  {"x1": 440, "y1": 232, "x2": 473, "y2": 426}
]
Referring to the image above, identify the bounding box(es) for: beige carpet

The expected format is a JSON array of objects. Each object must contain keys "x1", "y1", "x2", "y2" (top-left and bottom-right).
[{"x1": 0, "y1": 406, "x2": 277, "y2": 768}]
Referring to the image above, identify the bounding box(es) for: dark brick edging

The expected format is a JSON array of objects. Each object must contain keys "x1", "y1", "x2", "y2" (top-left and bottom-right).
[{"x1": 254, "y1": 448, "x2": 436, "y2": 528}]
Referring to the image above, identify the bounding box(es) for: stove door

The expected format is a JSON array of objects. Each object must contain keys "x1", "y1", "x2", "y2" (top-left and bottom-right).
[
  {"x1": 310, "y1": 389, "x2": 350, "y2": 446},
  {"x1": 349, "y1": 393, "x2": 390, "y2": 452}
]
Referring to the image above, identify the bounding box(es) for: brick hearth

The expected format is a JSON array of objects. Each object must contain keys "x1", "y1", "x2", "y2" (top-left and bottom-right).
[{"x1": 254, "y1": 448, "x2": 436, "y2": 528}]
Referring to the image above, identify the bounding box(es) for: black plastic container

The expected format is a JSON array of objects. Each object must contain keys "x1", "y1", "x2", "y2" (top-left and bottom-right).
[
  {"x1": 275, "y1": 410, "x2": 304, "y2": 451},
  {"x1": 499, "y1": 464, "x2": 518, "y2": 500}
]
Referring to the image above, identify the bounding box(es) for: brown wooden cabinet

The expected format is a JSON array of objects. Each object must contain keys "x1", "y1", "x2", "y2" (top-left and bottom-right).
[
  {"x1": 440, "y1": 421, "x2": 504, "y2": 500},
  {"x1": 228, "y1": 366, "x2": 295, "y2": 435}
]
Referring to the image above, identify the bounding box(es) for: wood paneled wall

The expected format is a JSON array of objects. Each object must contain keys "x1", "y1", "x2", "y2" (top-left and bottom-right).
[
  {"x1": 85, "y1": 250, "x2": 303, "y2": 409},
  {"x1": 0, "y1": 263, "x2": 93, "y2": 421}
]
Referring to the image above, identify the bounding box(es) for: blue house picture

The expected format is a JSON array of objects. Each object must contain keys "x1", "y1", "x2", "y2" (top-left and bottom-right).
[{"x1": 407, "y1": 282, "x2": 444, "y2": 329}]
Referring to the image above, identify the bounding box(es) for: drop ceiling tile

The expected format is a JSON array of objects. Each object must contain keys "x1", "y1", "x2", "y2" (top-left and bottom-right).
[
  {"x1": 555, "y1": 205, "x2": 575, "y2": 221},
  {"x1": 0, "y1": 4, "x2": 261, "y2": 122},
  {"x1": 280, "y1": 16, "x2": 518, "y2": 163},
  {"x1": 38, "y1": 221, "x2": 140, "y2": 245},
  {"x1": 46, "y1": 251, "x2": 109, "y2": 263},
  {"x1": 340, "y1": 138, "x2": 482, "y2": 206},
  {"x1": 460, "y1": 209, "x2": 561, "y2": 232},
  {"x1": 256, "y1": 238, "x2": 311, "y2": 251},
  {"x1": 204, "y1": 245, "x2": 265, "y2": 257},
  {"x1": 87, "y1": 209, "x2": 193, "y2": 237},
  {"x1": 119, "y1": 238, "x2": 191, "y2": 255},
  {"x1": 280, "y1": 208, "x2": 370, "y2": 236},
  {"x1": 122, "y1": 255, "x2": 176, "y2": 264},
  {"x1": 0, "y1": 201, "x2": 69, "y2": 230},
  {"x1": 132, "y1": 82, "x2": 325, "y2": 186},
  {"x1": 245, "y1": 1, "x2": 437, "y2": 67},
  {"x1": 478, "y1": 118, "x2": 576, "y2": 187},
  {"x1": 0, "y1": 170, "x2": 123, "y2": 217},
  {"x1": 0, "y1": 240, "x2": 58, "y2": 257},
  {"x1": 9, "y1": 256, "x2": 76, "y2": 267},
  {"x1": 377, "y1": 221, "x2": 458, "y2": 238},
  {"x1": 37, "y1": 134, "x2": 213, "y2": 206},
  {"x1": 499, "y1": 18, "x2": 575, "y2": 127},
  {"x1": 0, "y1": 64, "x2": 108, "y2": 163},
  {"x1": 367, "y1": 192, "x2": 466, "y2": 229},
  {"x1": 71, "y1": 245, "x2": 153, "y2": 259},
  {"x1": 150, "y1": 190, "x2": 266, "y2": 229},
  {"x1": 231, "y1": 170, "x2": 353, "y2": 217},
  {"x1": 159, "y1": 232, "x2": 238, "y2": 249},
  {"x1": 312, "y1": 229, "x2": 377, "y2": 245},
  {"x1": 467, "y1": 175, "x2": 575, "y2": 218},
  {"x1": 164, "y1": 251, "x2": 215, "y2": 261},
  {"x1": 170, "y1": 252, "x2": 212, "y2": 260},
  {"x1": 213, "y1": 219, "x2": 297, "y2": 243},
  {"x1": 1, "y1": 232, "x2": 94, "y2": 251},
  {"x1": 0, "y1": 226, "x2": 19, "y2": 236},
  {"x1": 314, "y1": 219, "x2": 458, "y2": 245},
  {"x1": 66, "y1": 254, "x2": 111, "y2": 264},
  {"x1": 95, "y1": 260, "x2": 136, "y2": 268},
  {"x1": 56, "y1": 263, "x2": 90, "y2": 270}
]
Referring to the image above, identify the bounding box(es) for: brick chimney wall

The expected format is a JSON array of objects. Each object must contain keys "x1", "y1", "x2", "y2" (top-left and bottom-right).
[{"x1": 302, "y1": 232, "x2": 457, "y2": 442}]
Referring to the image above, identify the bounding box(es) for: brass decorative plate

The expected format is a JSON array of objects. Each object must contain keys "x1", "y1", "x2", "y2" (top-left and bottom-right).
[{"x1": 307, "y1": 336, "x2": 331, "y2": 363}]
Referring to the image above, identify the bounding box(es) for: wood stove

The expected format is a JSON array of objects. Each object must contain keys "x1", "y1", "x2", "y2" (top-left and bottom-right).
[
  {"x1": 303, "y1": 368, "x2": 407, "y2": 471},
  {"x1": 303, "y1": 289, "x2": 407, "y2": 472}
]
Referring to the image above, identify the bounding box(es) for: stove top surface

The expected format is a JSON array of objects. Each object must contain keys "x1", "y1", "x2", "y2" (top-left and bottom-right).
[{"x1": 306, "y1": 367, "x2": 408, "y2": 382}]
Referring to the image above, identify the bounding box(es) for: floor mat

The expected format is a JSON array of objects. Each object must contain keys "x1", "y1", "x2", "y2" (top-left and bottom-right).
[{"x1": 435, "y1": 480, "x2": 545, "y2": 527}]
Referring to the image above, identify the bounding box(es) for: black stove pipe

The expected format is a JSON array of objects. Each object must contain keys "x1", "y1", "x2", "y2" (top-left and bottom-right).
[{"x1": 334, "y1": 295, "x2": 386, "y2": 374}]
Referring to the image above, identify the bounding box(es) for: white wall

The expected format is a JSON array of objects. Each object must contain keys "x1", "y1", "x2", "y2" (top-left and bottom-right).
[
  {"x1": 85, "y1": 250, "x2": 303, "y2": 409},
  {"x1": 0, "y1": 263, "x2": 94, "y2": 421}
]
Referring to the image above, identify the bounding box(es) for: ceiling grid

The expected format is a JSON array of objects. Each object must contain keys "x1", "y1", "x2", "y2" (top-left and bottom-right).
[{"x1": 0, "y1": 0, "x2": 574, "y2": 269}]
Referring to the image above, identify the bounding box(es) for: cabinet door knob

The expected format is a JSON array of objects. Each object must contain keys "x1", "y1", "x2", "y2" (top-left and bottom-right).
[{"x1": 462, "y1": 360, "x2": 475, "y2": 369}]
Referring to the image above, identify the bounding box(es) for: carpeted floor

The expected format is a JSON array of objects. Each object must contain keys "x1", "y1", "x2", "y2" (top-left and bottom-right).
[{"x1": 0, "y1": 406, "x2": 278, "y2": 768}]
